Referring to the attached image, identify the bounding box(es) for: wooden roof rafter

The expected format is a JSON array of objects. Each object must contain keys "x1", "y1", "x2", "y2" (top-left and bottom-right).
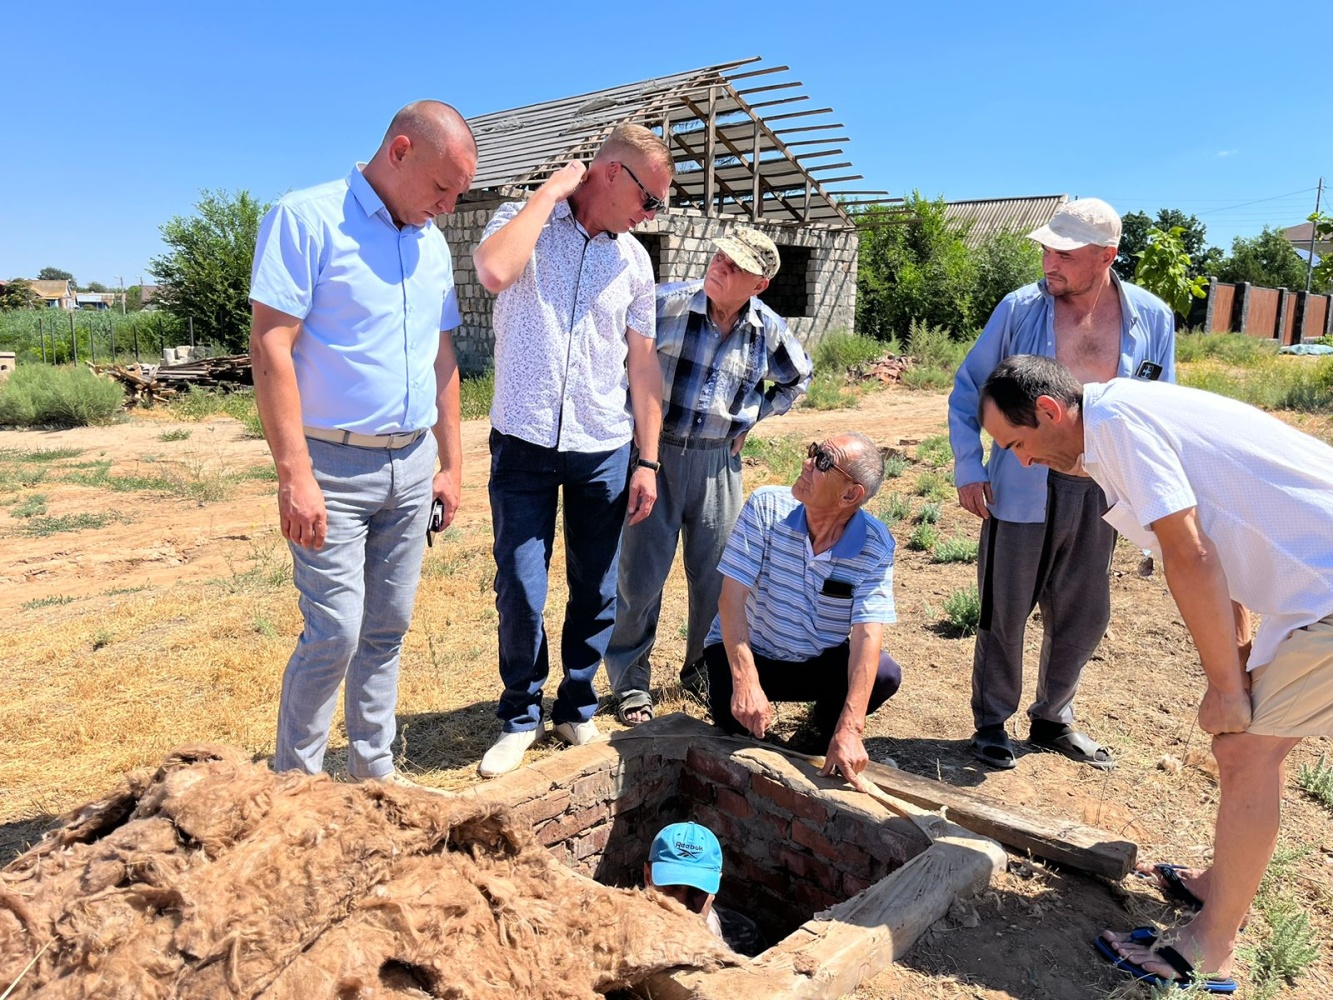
[{"x1": 461, "y1": 57, "x2": 866, "y2": 230}]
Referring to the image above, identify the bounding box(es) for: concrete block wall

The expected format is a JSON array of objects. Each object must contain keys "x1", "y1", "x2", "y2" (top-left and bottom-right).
[{"x1": 439, "y1": 201, "x2": 859, "y2": 375}]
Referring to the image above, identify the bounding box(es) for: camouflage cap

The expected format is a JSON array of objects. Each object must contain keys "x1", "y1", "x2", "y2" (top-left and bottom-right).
[{"x1": 711, "y1": 228, "x2": 781, "y2": 279}]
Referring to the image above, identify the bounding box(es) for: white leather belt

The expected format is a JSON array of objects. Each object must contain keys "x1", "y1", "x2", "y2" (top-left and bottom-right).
[{"x1": 303, "y1": 426, "x2": 426, "y2": 449}]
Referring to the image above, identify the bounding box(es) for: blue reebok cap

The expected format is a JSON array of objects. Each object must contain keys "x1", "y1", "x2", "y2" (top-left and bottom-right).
[{"x1": 649, "y1": 822, "x2": 723, "y2": 895}]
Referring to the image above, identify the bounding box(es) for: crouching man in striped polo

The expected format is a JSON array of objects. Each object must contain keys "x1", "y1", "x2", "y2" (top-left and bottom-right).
[{"x1": 704, "y1": 432, "x2": 902, "y2": 783}]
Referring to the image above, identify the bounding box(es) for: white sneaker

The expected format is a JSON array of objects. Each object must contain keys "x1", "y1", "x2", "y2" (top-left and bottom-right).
[
  {"x1": 552, "y1": 719, "x2": 602, "y2": 747},
  {"x1": 478, "y1": 724, "x2": 545, "y2": 778}
]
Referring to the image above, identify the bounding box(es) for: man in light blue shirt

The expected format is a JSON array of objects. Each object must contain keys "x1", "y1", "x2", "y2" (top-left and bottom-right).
[
  {"x1": 948, "y1": 199, "x2": 1175, "y2": 771},
  {"x1": 704, "y1": 433, "x2": 902, "y2": 784},
  {"x1": 250, "y1": 101, "x2": 476, "y2": 787}
]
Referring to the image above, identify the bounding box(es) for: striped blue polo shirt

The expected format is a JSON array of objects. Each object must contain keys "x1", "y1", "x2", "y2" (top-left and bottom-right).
[{"x1": 705, "y1": 486, "x2": 896, "y2": 662}]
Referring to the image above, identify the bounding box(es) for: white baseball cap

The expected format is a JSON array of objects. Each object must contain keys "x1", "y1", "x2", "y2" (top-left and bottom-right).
[{"x1": 1027, "y1": 198, "x2": 1121, "y2": 250}]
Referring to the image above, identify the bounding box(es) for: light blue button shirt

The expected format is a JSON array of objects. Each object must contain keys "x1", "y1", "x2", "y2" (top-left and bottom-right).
[
  {"x1": 250, "y1": 166, "x2": 461, "y2": 435},
  {"x1": 947, "y1": 274, "x2": 1177, "y2": 523}
]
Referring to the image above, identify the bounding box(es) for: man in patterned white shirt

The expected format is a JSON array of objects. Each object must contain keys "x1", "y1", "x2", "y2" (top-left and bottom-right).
[
  {"x1": 472, "y1": 124, "x2": 669, "y2": 777},
  {"x1": 605, "y1": 229, "x2": 813, "y2": 726},
  {"x1": 704, "y1": 432, "x2": 903, "y2": 783},
  {"x1": 979, "y1": 355, "x2": 1333, "y2": 993}
]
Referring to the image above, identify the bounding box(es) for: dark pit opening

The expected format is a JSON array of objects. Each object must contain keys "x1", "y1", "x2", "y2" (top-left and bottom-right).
[{"x1": 527, "y1": 740, "x2": 927, "y2": 948}]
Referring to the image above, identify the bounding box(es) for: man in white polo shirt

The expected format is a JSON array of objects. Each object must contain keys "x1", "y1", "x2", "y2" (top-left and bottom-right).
[
  {"x1": 250, "y1": 101, "x2": 476, "y2": 786},
  {"x1": 704, "y1": 432, "x2": 903, "y2": 784},
  {"x1": 978, "y1": 354, "x2": 1333, "y2": 992},
  {"x1": 473, "y1": 124, "x2": 668, "y2": 776}
]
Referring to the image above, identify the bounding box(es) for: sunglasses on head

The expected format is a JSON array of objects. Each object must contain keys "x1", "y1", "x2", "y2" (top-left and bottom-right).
[
  {"x1": 618, "y1": 162, "x2": 666, "y2": 213},
  {"x1": 807, "y1": 442, "x2": 857, "y2": 484}
]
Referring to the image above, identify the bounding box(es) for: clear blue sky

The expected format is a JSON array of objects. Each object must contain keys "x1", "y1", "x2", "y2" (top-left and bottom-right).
[{"x1": 2, "y1": 0, "x2": 1327, "y2": 287}]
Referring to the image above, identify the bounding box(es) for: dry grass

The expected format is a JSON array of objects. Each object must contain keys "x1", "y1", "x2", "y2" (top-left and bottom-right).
[{"x1": 2, "y1": 387, "x2": 1331, "y2": 1000}]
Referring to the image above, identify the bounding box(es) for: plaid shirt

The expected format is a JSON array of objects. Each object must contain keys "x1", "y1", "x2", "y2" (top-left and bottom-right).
[{"x1": 656, "y1": 281, "x2": 812, "y2": 442}]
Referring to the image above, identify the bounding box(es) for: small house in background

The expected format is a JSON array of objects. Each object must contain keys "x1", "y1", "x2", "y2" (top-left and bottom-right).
[
  {"x1": 442, "y1": 57, "x2": 885, "y2": 373},
  {"x1": 75, "y1": 292, "x2": 117, "y2": 310},
  {"x1": 30, "y1": 279, "x2": 76, "y2": 310}
]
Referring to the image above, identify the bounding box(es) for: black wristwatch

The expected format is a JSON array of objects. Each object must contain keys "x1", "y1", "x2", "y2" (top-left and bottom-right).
[{"x1": 637, "y1": 458, "x2": 661, "y2": 473}]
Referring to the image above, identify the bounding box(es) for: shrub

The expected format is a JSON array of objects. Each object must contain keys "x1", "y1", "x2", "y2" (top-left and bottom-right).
[
  {"x1": 915, "y1": 434, "x2": 953, "y2": 467},
  {"x1": 1247, "y1": 897, "x2": 1322, "y2": 985},
  {"x1": 972, "y1": 231, "x2": 1043, "y2": 323},
  {"x1": 0, "y1": 366, "x2": 124, "y2": 427},
  {"x1": 460, "y1": 369, "x2": 495, "y2": 421},
  {"x1": 1297, "y1": 754, "x2": 1333, "y2": 812},
  {"x1": 916, "y1": 501, "x2": 942, "y2": 524},
  {"x1": 875, "y1": 492, "x2": 911, "y2": 525},
  {"x1": 940, "y1": 584, "x2": 981, "y2": 635},
  {"x1": 741, "y1": 434, "x2": 806, "y2": 485},
  {"x1": 813, "y1": 331, "x2": 888, "y2": 373},
  {"x1": 932, "y1": 536, "x2": 979, "y2": 563},
  {"x1": 913, "y1": 470, "x2": 951, "y2": 502},
  {"x1": 883, "y1": 453, "x2": 907, "y2": 479},
  {"x1": 802, "y1": 369, "x2": 858, "y2": 410},
  {"x1": 908, "y1": 523, "x2": 939, "y2": 551}
]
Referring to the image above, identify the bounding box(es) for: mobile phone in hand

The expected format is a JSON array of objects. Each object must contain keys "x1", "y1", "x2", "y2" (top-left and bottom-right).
[{"x1": 426, "y1": 498, "x2": 444, "y2": 546}]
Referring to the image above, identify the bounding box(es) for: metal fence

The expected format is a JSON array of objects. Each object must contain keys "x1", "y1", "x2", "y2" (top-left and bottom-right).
[{"x1": 1201, "y1": 279, "x2": 1333, "y2": 344}]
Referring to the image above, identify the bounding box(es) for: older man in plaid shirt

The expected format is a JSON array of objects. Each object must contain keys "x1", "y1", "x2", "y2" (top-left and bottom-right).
[{"x1": 605, "y1": 229, "x2": 812, "y2": 725}]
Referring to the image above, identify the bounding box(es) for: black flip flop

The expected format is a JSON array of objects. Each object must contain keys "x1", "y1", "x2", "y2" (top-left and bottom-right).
[
  {"x1": 1028, "y1": 723, "x2": 1116, "y2": 771},
  {"x1": 970, "y1": 725, "x2": 1016, "y2": 769},
  {"x1": 1134, "y1": 863, "x2": 1205, "y2": 911},
  {"x1": 1094, "y1": 927, "x2": 1238, "y2": 993}
]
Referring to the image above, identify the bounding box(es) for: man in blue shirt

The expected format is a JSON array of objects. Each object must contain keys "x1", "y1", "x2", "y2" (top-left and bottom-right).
[
  {"x1": 250, "y1": 101, "x2": 476, "y2": 787},
  {"x1": 948, "y1": 199, "x2": 1176, "y2": 771},
  {"x1": 606, "y1": 229, "x2": 812, "y2": 726},
  {"x1": 704, "y1": 433, "x2": 902, "y2": 783}
]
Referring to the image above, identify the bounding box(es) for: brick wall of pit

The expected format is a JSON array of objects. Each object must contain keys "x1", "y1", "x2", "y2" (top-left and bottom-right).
[
  {"x1": 490, "y1": 743, "x2": 916, "y2": 946},
  {"x1": 440, "y1": 203, "x2": 859, "y2": 375}
]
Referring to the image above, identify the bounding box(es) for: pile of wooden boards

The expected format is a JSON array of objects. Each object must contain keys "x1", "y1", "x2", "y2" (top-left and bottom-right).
[{"x1": 92, "y1": 354, "x2": 253, "y2": 406}]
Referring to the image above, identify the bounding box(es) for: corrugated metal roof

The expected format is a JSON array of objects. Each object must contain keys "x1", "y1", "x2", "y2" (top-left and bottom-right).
[
  {"x1": 1283, "y1": 221, "x2": 1332, "y2": 255},
  {"x1": 462, "y1": 57, "x2": 879, "y2": 228},
  {"x1": 944, "y1": 195, "x2": 1068, "y2": 247}
]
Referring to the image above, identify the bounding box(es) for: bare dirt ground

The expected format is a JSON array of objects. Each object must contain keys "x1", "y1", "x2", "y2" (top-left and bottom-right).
[{"x1": 2, "y1": 385, "x2": 1330, "y2": 999}]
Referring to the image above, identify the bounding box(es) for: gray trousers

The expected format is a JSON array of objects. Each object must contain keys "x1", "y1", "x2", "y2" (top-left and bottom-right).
[
  {"x1": 971, "y1": 471, "x2": 1114, "y2": 731},
  {"x1": 275, "y1": 433, "x2": 435, "y2": 778},
  {"x1": 604, "y1": 438, "x2": 743, "y2": 698}
]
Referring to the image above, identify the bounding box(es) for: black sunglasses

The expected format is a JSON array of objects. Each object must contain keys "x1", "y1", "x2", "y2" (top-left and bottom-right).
[
  {"x1": 807, "y1": 442, "x2": 857, "y2": 484},
  {"x1": 618, "y1": 162, "x2": 666, "y2": 213}
]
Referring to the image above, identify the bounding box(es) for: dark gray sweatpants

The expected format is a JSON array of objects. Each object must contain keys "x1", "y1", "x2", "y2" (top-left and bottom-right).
[{"x1": 970, "y1": 470, "x2": 1114, "y2": 731}]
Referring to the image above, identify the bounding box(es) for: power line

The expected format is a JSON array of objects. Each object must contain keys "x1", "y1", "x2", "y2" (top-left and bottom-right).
[{"x1": 1194, "y1": 188, "x2": 1318, "y2": 216}]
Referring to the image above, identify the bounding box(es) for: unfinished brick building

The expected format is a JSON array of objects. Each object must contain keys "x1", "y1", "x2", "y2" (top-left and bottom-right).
[{"x1": 442, "y1": 57, "x2": 881, "y2": 373}]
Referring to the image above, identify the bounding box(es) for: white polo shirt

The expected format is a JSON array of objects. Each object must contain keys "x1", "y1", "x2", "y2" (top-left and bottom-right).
[
  {"x1": 482, "y1": 199, "x2": 656, "y2": 453},
  {"x1": 1080, "y1": 378, "x2": 1333, "y2": 670}
]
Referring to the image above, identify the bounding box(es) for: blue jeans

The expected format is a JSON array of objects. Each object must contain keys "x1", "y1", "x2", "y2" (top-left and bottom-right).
[
  {"x1": 489, "y1": 430, "x2": 630, "y2": 731},
  {"x1": 274, "y1": 433, "x2": 435, "y2": 778}
]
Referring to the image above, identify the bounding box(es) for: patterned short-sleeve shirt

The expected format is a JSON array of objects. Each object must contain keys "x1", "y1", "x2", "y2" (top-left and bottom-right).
[
  {"x1": 482, "y1": 199, "x2": 656, "y2": 453},
  {"x1": 705, "y1": 486, "x2": 897, "y2": 662}
]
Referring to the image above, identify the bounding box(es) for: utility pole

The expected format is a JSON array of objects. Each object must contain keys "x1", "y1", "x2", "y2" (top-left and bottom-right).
[
  {"x1": 115, "y1": 275, "x2": 126, "y2": 314},
  {"x1": 1307, "y1": 177, "x2": 1324, "y2": 293}
]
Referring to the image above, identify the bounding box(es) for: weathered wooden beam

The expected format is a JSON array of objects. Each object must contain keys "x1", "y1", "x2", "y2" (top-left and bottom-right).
[
  {"x1": 859, "y1": 760, "x2": 1136, "y2": 880},
  {"x1": 724, "y1": 62, "x2": 787, "y2": 81},
  {"x1": 704, "y1": 86, "x2": 717, "y2": 218}
]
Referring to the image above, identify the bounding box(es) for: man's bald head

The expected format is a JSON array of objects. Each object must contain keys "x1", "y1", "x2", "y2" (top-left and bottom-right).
[
  {"x1": 381, "y1": 101, "x2": 477, "y2": 161},
  {"x1": 364, "y1": 100, "x2": 477, "y2": 228}
]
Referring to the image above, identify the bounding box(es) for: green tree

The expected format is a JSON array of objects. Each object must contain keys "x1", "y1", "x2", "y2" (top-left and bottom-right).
[
  {"x1": 36, "y1": 266, "x2": 75, "y2": 285},
  {"x1": 855, "y1": 191, "x2": 977, "y2": 340},
  {"x1": 0, "y1": 278, "x2": 43, "y2": 311},
  {"x1": 149, "y1": 189, "x2": 271, "y2": 353},
  {"x1": 1135, "y1": 226, "x2": 1207, "y2": 319},
  {"x1": 1216, "y1": 226, "x2": 1317, "y2": 291},
  {"x1": 1115, "y1": 209, "x2": 1222, "y2": 283},
  {"x1": 972, "y1": 231, "x2": 1043, "y2": 323},
  {"x1": 84, "y1": 281, "x2": 109, "y2": 293}
]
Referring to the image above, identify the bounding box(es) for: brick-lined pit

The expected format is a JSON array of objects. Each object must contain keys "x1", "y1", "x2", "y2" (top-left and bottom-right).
[{"x1": 473, "y1": 716, "x2": 929, "y2": 949}]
